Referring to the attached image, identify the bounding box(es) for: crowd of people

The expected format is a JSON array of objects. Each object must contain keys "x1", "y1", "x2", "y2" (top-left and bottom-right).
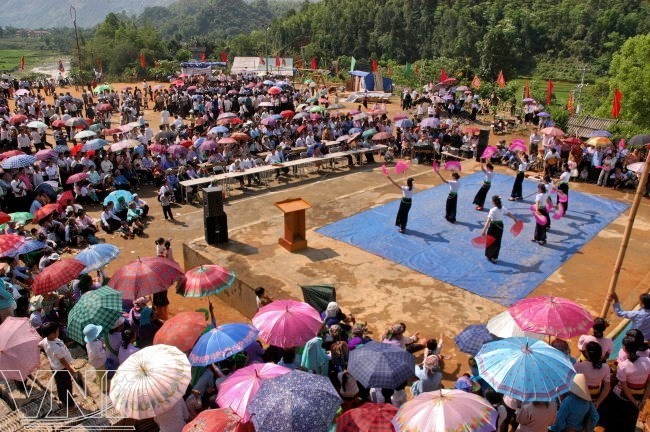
[{"x1": 0, "y1": 69, "x2": 648, "y2": 432}]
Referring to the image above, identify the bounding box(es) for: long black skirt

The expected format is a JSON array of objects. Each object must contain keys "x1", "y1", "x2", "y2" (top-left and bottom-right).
[
  {"x1": 511, "y1": 172, "x2": 524, "y2": 199},
  {"x1": 395, "y1": 199, "x2": 412, "y2": 230},
  {"x1": 473, "y1": 182, "x2": 491, "y2": 207},
  {"x1": 445, "y1": 193, "x2": 457, "y2": 222},
  {"x1": 557, "y1": 182, "x2": 569, "y2": 212},
  {"x1": 534, "y1": 208, "x2": 549, "y2": 242},
  {"x1": 486, "y1": 221, "x2": 504, "y2": 260}
]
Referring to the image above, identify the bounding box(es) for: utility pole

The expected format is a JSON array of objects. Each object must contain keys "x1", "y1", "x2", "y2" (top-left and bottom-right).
[
  {"x1": 70, "y1": 6, "x2": 82, "y2": 71},
  {"x1": 264, "y1": 26, "x2": 270, "y2": 75},
  {"x1": 575, "y1": 65, "x2": 589, "y2": 115}
]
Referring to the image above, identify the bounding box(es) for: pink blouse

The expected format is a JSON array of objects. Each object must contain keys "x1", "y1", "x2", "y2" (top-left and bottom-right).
[
  {"x1": 614, "y1": 357, "x2": 650, "y2": 396},
  {"x1": 577, "y1": 335, "x2": 613, "y2": 358},
  {"x1": 574, "y1": 361, "x2": 610, "y2": 388}
]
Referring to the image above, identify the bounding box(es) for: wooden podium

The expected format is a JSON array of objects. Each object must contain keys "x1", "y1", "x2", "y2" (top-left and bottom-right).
[{"x1": 275, "y1": 198, "x2": 312, "y2": 252}]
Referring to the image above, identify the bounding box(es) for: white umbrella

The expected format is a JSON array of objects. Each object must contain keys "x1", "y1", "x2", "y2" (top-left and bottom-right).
[
  {"x1": 486, "y1": 310, "x2": 545, "y2": 339},
  {"x1": 109, "y1": 344, "x2": 191, "y2": 419},
  {"x1": 627, "y1": 162, "x2": 645, "y2": 174},
  {"x1": 74, "y1": 130, "x2": 97, "y2": 140}
]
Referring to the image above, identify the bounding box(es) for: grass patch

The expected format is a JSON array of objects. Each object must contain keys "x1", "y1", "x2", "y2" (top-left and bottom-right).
[
  {"x1": 0, "y1": 49, "x2": 62, "y2": 74},
  {"x1": 510, "y1": 78, "x2": 578, "y2": 107}
]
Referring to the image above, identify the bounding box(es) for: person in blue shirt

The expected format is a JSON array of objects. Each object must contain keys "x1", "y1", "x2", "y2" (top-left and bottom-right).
[
  {"x1": 549, "y1": 374, "x2": 599, "y2": 432},
  {"x1": 609, "y1": 292, "x2": 650, "y2": 341}
]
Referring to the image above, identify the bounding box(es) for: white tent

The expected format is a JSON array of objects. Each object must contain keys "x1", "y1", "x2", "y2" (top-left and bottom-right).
[{"x1": 230, "y1": 57, "x2": 294, "y2": 76}]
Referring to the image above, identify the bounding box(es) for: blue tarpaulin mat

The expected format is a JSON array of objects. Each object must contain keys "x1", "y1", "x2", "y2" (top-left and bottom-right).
[{"x1": 316, "y1": 173, "x2": 629, "y2": 306}]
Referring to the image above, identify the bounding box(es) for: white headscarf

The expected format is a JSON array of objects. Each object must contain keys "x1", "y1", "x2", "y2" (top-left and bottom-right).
[{"x1": 324, "y1": 302, "x2": 339, "y2": 319}]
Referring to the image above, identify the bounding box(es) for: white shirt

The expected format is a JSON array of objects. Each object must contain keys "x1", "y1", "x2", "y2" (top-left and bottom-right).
[
  {"x1": 535, "y1": 193, "x2": 548, "y2": 206},
  {"x1": 39, "y1": 337, "x2": 73, "y2": 370},
  {"x1": 559, "y1": 171, "x2": 570, "y2": 183},
  {"x1": 401, "y1": 185, "x2": 414, "y2": 198},
  {"x1": 488, "y1": 206, "x2": 509, "y2": 222},
  {"x1": 448, "y1": 180, "x2": 460, "y2": 193},
  {"x1": 518, "y1": 161, "x2": 528, "y2": 172},
  {"x1": 86, "y1": 339, "x2": 107, "y2": 369},
  {"x1": 483, "y1": 170, "x2": 494, "y2": 182}
]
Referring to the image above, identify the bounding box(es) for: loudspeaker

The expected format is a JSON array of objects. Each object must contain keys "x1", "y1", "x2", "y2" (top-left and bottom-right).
[
  {"x1": 204, "y1": 213, "x2": 228, "y2": 244},
  {"x1": 476, "y1": 129, "x2": 490, "y2": 161},
  {"x1": 202, "y1": 186, "x2": 224, "y2": 217}
]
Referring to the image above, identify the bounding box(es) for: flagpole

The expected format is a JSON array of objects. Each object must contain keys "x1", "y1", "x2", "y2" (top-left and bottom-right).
[{"x1": 600, "y1": 143, "x2": 650, "y2": 318}]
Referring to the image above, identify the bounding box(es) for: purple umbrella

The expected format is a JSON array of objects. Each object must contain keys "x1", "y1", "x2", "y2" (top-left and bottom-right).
[
  {"x1": 537, "y1": 112, "x2": 552, "y2": 118},
  {"x1": 199, "y1": 140, "x2": 219, "y2": 152},
  {"x1": 261, "y1": 117, "x2": 276, "y2": 126},
  {"x1": 420, "y1": 117, "x2": 437, "y2": 128},
  {"x1": 522, "y1": 98, "x2": 535, "y2": 103},
  {"x1": 589, "y1": 130, "x2": 613, "y2": 138}
]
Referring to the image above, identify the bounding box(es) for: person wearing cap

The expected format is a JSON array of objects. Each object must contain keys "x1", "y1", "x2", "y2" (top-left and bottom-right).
[
  {"x1": 131, "y1": 193, "x2": 149, "y2": 217},
  {"x1": 84, "y1": 324, "x2": 107, "y2": 391},
  {"x1": 548, "y1": 374, "x2": 599, "y2": 432},
  {"x1": 38, "y1": 322, "x2": 75, "y2": 407}
]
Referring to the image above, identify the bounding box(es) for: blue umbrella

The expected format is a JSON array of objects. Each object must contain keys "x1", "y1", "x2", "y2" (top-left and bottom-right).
[
  {"x1": 537, "y1": 112, "x2": 552, "y2": 118},
  {"x1": 347, "y1": 341, "x2": 415, "y2": 389},
  {"x1": 17, "y1": 239, "x2": 47, "y2": 256},
  {"x1": 348, "y1": 127, "x2": 362, "y2": 134},
  {"x1": 76, "y1": 244, "x2": 121, "y2": 274},
  {"x1": 263, "y1": 80, "x2": 275, "y2": 86},
  {"x1": 476, "y1": 337, "x2": 576, "y2": 402},
  {"x1": 589, "y1": 130, "x2": 613, "y2": 138},
  {"x1": 210, "y1": 125, "x2": 229, "y2": 134},
  {"x1": 396, "y1": 119, "x2": 414, "y2": 128},
  {"x1": 249, "y1": 370, "x2": 341, "y2": 432},
  {"x1": 270, "y1": 114, "x2": 283, "y2": 120},
  {"x1": 453, "y1": 324, "x2": 496, "y2": 356},
  {"x1": 103, "y1": 190, "x2": 133, "y2": 206},
  {"x1": 82, "y1": 138, "x2": 109, "y2": 152},
  {"x1": 1, "y1": 155, "x2": 36, "y2": 169},
  {"x1": 189, "y1": 323, "x2": 259, "y2": 366},
  {"x1": 54, "y1": 144, "x2": 70, "y2": 153}
]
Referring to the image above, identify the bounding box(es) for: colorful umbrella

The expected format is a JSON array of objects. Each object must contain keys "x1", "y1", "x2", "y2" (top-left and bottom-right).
[
  {"x1": 9, "y1": 212, "x2": 33, "y2": 224},
  {"x1": 210, "y1": 126, "x2": 229, "y2": 134},
  {"x1": 348, "y1": 341, "x2": 415, "y2": 389},
  {"x1": 476, "y1": 337, "x2": 575, "y2": 401},
  {"x1": 183, "y1": 408, "x2": 251, "y2": 432},
  {"x1": 148, "y1": 143, "x2": 167, "y2": 154},
  {"x1": 76, "y1": 243, "x2": 121, "y2": 274},
  {"x1": 110, "y1": 344, "x2": 191, "y2": 419},
  {"x1": 362, "y1": 128, "x2": 378, "y2": 138},
  {"x1": 34, "y1": 149, "x2": 58, "y2": 161},
  {"x1": 34, "y1": 203, "x2": 59, "y2": 222},
  {"x1": 252, "y1": 300, "x2": 322, "y2": 348},
  {"x1": 189, "y1": 323, "x2": 259, "y2": 366},
  {"x1": 453, "y1": 324, "x2": 496, "y2": 356},
  {"x1": 176, "y1": 264, "x2": 236, "y2": 298},
  {"x1": 199, "y1": 140, "x2": 218, "y2": 152},
  {"x1": 167, "y1": 144, "x2": 188, "y2": 156},
  {"x1": 248, "y1": 370, "x2": 342, "y2": 432},
  {"x1": 586, "y1": 136, "x2": 612, "y2": 147},
  {"x1": 392, "y1": 390, "x2": 497, "y2": 432},
  {"x1": 67, "y1": 286, "x2": 122, "y2": 345},
  {"x1": 509, "y1": 296, "x2": 593, "y2": 338},
  {"x1": 217, "y1": 363, "x2": 291, "y2": 422},
  {"x1": 103, "y1": 190, "x2": 133, "y2": 206},
  {"x1": 107, "y1": 257, "x2": 184, "y2": 300},
  {"x1": 66, "y1": 172, "x2": 88, "y2": 184},
  {"x1": 1, "y1": 154, "x2": 37, "y2": 169},
  {"x1": 267, "y1": 86, "x2": 282, "y2": 95},
  {"x1": 32, "y1": 258, "x2": 85, "y2": 295},
  {"x1": 540, "y1": 127, "x2": 565, "y2": 137},
  {"x1": 0, "y1": 150, "x2": 25, "y2": 160},
  {"x1": 0, "y1": 317, "x2": 42, "y2": 380},
  {"x1": 0, "y1": 234, "x2": 26, "y2": 258},
  {"x1": 153, "y1": 312, "x2": 209, "y2": 353},
  {"x1": 486, "y1": 311, "x2": 545, "y2": 340},
  {"x1": 17, "y1": 239, "x2": 47, "y2": 255},
  {"x1": 372, "y1": 132, "x2": 393, "y2": 141},
  {"x1": 27, "y1": 120, "x2": 47, "y2": 129},
  {"x1": 337, "y1": 403, "x2": 397, "y2": 432},
  {"x1": 93, "y1": 84, "x2": 113, "y2": 93}
]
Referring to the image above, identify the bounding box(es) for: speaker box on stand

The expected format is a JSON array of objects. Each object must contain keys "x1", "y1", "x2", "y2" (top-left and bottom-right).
[{"x1": 202, "y1": 186, "x2": 228, "y2": 244}]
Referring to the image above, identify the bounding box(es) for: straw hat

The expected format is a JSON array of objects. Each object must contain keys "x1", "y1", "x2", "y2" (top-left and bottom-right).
[{"x1": 570, "y1": 374, "x2": 591, "y2": 401}]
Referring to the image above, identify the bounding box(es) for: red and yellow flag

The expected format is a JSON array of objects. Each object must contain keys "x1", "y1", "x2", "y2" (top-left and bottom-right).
[
  {"x1": 566, "y1": 91, "x2": 575, "y2": 115},
  {"x1": 471, "y1": 75, "x2": 481, "y2": 89},
  {"x1": 496, "y1": 70, "x2": 506, "y2": 88}
]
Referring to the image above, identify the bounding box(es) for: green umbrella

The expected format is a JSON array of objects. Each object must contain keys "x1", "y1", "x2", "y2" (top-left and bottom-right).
[
  {"x1": 67, "y1": 286, "x2": 122, "y2": 345},
  {"x1": 10, "y1": 212, "x2": 33, "y2": 224},
  {"x1": 89, "y1": 123, "x2": 104, "y2": 132},
  {"x1": 93, "y1": 84, "x2": 113, "y2": 93},
  {"x1": 309, "y1": 105, "x2": 325, "y2": 113},
  {"x1": 362, "y1": 128, "x2": 378, "y2": 138},
  {"x1": 304, "y1": 79, "x2": 314, "y2": 84}
]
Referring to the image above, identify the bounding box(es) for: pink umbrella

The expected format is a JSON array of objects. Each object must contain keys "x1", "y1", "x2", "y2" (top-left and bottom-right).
[
  {"x1": 252, "y1": 300, "x2": 322, "y2": 348},
  {"x1": 267, "y1": 86, "x2": 282, "y2": 95},
  {"x1": 0, "y1": 317, "x2": 41, "y2": 381},
  {"x1": 148, "y1": 143, "x2": 167, "y2": 154},
  {"x1": 261, "y1": 118, "x2": 276, "y2": 126},
  {"x1": 509, "y1": 296, "x2": 593, "y2": 338},
  {"x1": 167, "y1": 144, "x2": 188, "y2": 156},
  {"x1": 393, "y1": 113, "x2": 408, "y2": 121},
  {"x1": 200, "y1": 140, "x2": 219, "y2": 152},
  {"x1": 217, "y1": 363, "x2": 291, "y2": 422},
  {"x1": 218, "y1": 137, "x2": 237, "y2": 145},
  {"x1": 541, "y1": 127, "x2": 565, "y2": 137},
  {"x1": 107, "y1": 257, "x2": 184, "y2": 300},
  {"x1": 420, "y1": 117, "x2": 437, "y2": 128}
]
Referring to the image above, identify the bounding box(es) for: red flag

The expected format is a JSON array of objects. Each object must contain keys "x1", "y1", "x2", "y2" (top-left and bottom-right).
[
  {"x1": 97, "y1": 57, "x2": 102, "y2": 73},
  {"x1": 310, "y1": 56, "x2": 317, "y2": 70},
  {"x1": 611, "y1": 88, "x2": 622, "y2": 118},
  {"x1": 439, "y1": 69, "x2": 448, "y2": 83},
  {"x1": 221, "y1": 52, "x2": 228, "y2": 63},
  {"x1": 259, "y1": 56, "x2": 266, "y2": 65},
  {"x1": 20, "y1": 56, "x2": 25, "y2": 71},
  {"x1": 496, "y1": 70, "x2": 506, "y2": 88},
  {"x1": 58, "y1": 59, "x2": 65, "y2": 73},
  {"x1": 371, "y1": 59, "x2": 378, "y2": 72},
  {"x1": 567, "y1": 91, "x2": 575, "y2": 116},
  {"x1": 275, "y1": 55, "x2": 281, "y2": 67},
  {"x1": 524, "y1": 80, "x2": 531, "y2": 99},
  {"x1": 281, "y1": 57, "x2": 286, "y2": 66},
  {"x1": 200, "y1": 53, "x2": 206, "y2": 62},
  {"x1": 139, "y1": 53, "x2": 146, "y2": 68},
  {"x1": 471, "y1": 75, "x2": 481, "y2": 89},
  {"x1": 546, "y1": 80, "x2": 554, "y2": 105}
]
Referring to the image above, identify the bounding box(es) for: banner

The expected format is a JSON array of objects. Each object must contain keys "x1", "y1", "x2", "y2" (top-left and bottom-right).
[
  {"x1": 471, "y1": 75, "x2": 481, "y2": 89},
  {"x1": 611, "y1": 88, "x2": 622, "y2": 118},
  {"x1": 546, "y1": 80, "x2": 554, "y2": 105},
  {"x1": 20, "y1": 56, "x2": 25, "y2": 71},
  {"x1": 371, "y1": 59, "x2": 378, "y2": 72},
  {"x1": 496, "y1": 70, "x2": 506, "y2": 88},
  {"x1": 566, "y1": 91, "x2": 574, "y2": 115},
  {"x1": 310, "y1": 56, "x2": 317, "y2": 70},
  {"x1": 439, "y1": 69, "x2": 448, "y2": 83},
  {"x1": 524, "y1": 80, "x2": 531, "y2": 99}
]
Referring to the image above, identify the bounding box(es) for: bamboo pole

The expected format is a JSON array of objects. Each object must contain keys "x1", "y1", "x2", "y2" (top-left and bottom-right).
[{"x1": 600, "y1": 144, "x2": 650, "y2": 318}]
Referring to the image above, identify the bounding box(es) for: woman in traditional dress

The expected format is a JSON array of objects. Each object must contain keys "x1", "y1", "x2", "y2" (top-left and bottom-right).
[
  {"x1": 556, "y1": 163, "x2": 571, "y2": 212},
  {"x1": 473, "y1": 160, "x2": 494, "y2": 210},
  {"x1": 388, "y1": 176, "x2": 414, "y2": 233},
  {"x1": 437, "y1": 170, "x2": 460, "y2": 223},
  {"x1": 532, "y1": 184, "x2": 549, "y2": 245},
  {"x1": 509, "y1": 153, "x2": 528, "y2": 201},
  {"x1": 481, "y1": 195, "x2": 518, "y2": 263}
]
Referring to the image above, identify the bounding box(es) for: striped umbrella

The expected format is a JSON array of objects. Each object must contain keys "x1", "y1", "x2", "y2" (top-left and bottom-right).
[
  {"x1": 32, "y1": 258, "x2": 85, "y2": 295},
  {"x1": 153, "y1": 312, "x2": 209, "y2": 353},
  {"x1": 1, "y1": 155, "x2": 36, "y2": 169},
  {"x1": 76, "y1": 243, "x2": 121, "y2": 274},
  {"x1": 67, "y1": 286, "x2": 122, "y2": 345},
  {"x1": 0, "y1": 234, "x2": 26, "y2": 258},
  {"x1": 107, "y1": 257, "x2": 184, "y2": 300},
  {"x1": 176, "y1": 265, "x2": 236, "y2": 298}
]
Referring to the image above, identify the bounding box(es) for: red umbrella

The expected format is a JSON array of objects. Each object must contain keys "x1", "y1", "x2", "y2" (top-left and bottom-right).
[
  {"x1": 280, "y1": 110, "x2": 295, "y2": 118},
  {"x1": 372, "y1": 132, "x2": 393, "y2": 141},
  {"x1": 0, "y1": 150, "x2": 25, "y2": 160},
  {"x1": 0, "y1": 234, "x2": 26, "y2": 258},
  {"x1": 176, "y1": 264, "x2": 236, "y2": 298},
  {"x1": 66, "y1": 172, "x2": 88, "y2": 184},
  {"x1": 441, "y1": 77, "x2": 458, "y2": 86},
  {"x1": 180, "y1": 139, "x2": 194, "y2": 148},
  {"x1": 0, "y1": 212, "x2": 10, "y2": 225},
  {"x1": 267, "y1": 86, "x2": 282, "y2": 95},
  {"x1": 32, "y1": 258, "x2": 85, "y2": 295},
  {"x1": 70, "y1": 143, "x2": 85, "y2": 156},
  {"x1": 153, "y1": 312, "x2": 208, "y2": 353},
  {"x1": 8, "y1": 114, "x2": 27, "y2": 125},
  {"x1": 57, "y1": 190, "x2": 75, "y2": 210},
  {"x1": 230, "y1": 132, "x2": 250, "y2": 142},
  {"x1": 51, "y1": 119, "x2": 67, "y2": 128},
  {"x1": 171, "y1": 79, "x2": 184, "y2": 86},
  {"x1": 561, "y1": 137, "x2": 582, "y2": 146},
  {"x1": 336, "y1": 403, "x2": 397, "y2": 432},
  {"x1": 182, "y1": 408, "x2": 252, "y2": 432},
  {"x1": 34, "y1": 203, "x2": 60, "y2": 222},
  {"x1": 107, "y1": 257, "x2": 184, "y2": 300},
  {"x1": 98, "y1": 103, "x2": 113, "y2": 111},
  {"x1": 104, "y1": 127, "x2": 122, "y2": 135}
]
